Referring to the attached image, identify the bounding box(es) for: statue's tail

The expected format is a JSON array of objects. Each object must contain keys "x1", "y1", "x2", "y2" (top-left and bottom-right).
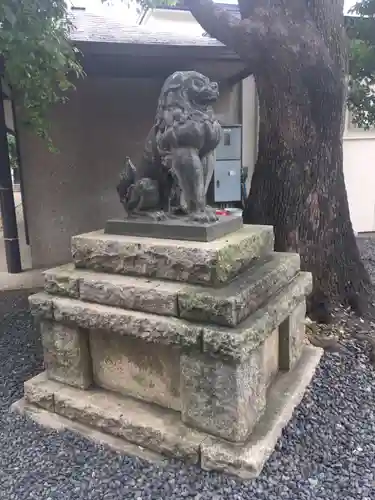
[
  {"x1": 121, "y1": 157, "x2": 136, "y2": 181},
  {"x1": 117, "y1": 157, "x2": 136, "y2": 199}
]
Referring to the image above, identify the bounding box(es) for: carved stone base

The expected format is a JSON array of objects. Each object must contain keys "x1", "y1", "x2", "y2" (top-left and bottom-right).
[{"x1": 24, "y1": 224, "x2": 322, "y2": 478}]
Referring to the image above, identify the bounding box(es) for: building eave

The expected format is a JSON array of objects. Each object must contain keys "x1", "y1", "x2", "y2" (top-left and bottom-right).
[{"x1": 69, "y1": 11, "x2": 252, "y2": 82}]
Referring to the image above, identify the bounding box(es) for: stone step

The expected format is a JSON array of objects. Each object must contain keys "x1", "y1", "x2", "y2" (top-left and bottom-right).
[
  {"x1": 24, "y1": 372, "x2": 206, "y2": 464},
  {"x1": 44, "y1": 251, "x2": 300, "y2": 327},
  {"x1": 178, "y1": 252, "x2": 301, "y2": 326},
  {"x1": 44, "y1": 264, "x2": 183, "y2": 317},
  {"x1": 71, "y1": 225, "x2": 274, "y2": 287},
  {"x1": 202, "y1": 271, "x2": 312, "y2": 361},
  {"x1": 29, "y1": 292, "x2": 202, "y2": 349},
  {"x1": 30, "y1": 270, "x2": 311, "y2": 358}
]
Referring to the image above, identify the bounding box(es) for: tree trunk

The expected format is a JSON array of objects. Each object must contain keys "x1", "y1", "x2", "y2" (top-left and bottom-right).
[
  {"x1": 185, "y1": 0, "x2": 372, "y2": 320},
  {"x1": 243, "y1": 72, "x2": 371, "y2": 320}
]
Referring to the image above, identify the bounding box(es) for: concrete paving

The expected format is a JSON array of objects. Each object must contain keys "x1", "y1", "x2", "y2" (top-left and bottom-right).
[{"x1": 0, "y1": 269, "x2": 44, "y2": 292}]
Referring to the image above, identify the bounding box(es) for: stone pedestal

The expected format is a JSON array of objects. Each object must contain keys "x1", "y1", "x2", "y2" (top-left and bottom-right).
[{"x1": 20, "y1": 220, "x2": 322, "y2": 479}]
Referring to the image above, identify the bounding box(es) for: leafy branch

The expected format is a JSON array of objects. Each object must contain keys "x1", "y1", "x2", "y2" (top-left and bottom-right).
[{"x1": 0, "y1": 0, "x2": 84, "y2": 148}]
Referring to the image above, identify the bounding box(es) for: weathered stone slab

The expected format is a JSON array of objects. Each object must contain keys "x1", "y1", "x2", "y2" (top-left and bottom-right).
[
  {"x1": 178, "y1": 253, "x2": 300, "y2": 326},
  {"x1": 202, "y1": 271, "x2": 312, "y2": 361},
  {"x1": 23, "y1": 374, "x2": 206, "y2": 463},
  {"x1": 200, "y1": 346, "x2": 323, "y2": 479},
  {"x1": 41, "y1": 255, "x2": 300, "y2": 328},
  {"x1": 105, "y1": 215, "x2": 243, "y2": 242},
  {"x1": 79, "y1": 273, "x2": 181, "y2": 317},
  {"x1": 261, "y1": 328, "x2": 279, "y2": 388},
  {"x1": 279, "y1": 301, "x2": 306, "y2": 371},
  {"x1": 13, "y1": 399, "x2": 170, "y2": 466},
  {"x1": 32, "y1": 271, "x2": 310, "y2": 361},
  {"x1": 90, "y1": 329, "x2": 181, "y2": 411},
  {"x1": 71, "y1": 225, "x2": 274, "y2": 286},
  {"x1": 181, "y1": 350, "x2": 266, "y2": 443},
  {"x1": 41, "y1": 320, "x2": 92, "y2": 389},
  {"x1": 42, "y1": 294, "x2": 201, "y2": 348},
  {"x1": 44, "y1": 264, "x2": 80, "y2": 298},
  {"x1": 24, "y1": 372, "x2": 59, "y2": 412},
  {"x1": 43, "y1": 264, "x2": 182, "y2": 317}
]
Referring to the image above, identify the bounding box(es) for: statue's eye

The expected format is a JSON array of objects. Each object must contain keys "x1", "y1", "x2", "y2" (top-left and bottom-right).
[{"x1": 194, "y1": 79, "x2": 204, "y2": 88}]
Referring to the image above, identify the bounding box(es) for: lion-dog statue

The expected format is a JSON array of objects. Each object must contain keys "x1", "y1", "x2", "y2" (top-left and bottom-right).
[{"x1": 117, "y1": 71, "x2": 222, "y2": 223}]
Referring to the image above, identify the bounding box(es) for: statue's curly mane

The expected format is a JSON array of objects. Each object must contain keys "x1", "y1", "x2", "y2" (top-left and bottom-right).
[
  {"x1": 154, "y1": 71, "x2": 214, "y2": 132},
  {"x1": 144, "y1": 71, "x2": 221, "y2": 178},
  {"x1": 156, "y1": 90, "x2": 194, "y2": 121}
]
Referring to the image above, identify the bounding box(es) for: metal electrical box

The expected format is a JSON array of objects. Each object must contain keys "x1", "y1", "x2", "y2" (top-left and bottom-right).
[{"x1": 214, "y1": 125, "x2": 242, "y2": 203}]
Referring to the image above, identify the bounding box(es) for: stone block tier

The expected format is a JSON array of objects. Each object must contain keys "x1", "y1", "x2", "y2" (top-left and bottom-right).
[{"x1": 20, "y1": 222, "x2": 322, "y2": 479}]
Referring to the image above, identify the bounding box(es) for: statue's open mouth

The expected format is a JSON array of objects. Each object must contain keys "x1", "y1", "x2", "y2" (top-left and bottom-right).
[
  {"x1": 204, "y1": 94, "x2": 219, "y2": 103},
  {"x1": 195, "y1": 90, "x2": 219, "y2": 106}
]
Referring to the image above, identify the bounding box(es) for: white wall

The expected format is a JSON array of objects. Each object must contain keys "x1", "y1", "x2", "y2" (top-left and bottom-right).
[
  {"x1": 343, "y1": 111, "x2": 375, "y2": 233},
  {"x1": 343, "y1": 134, "x2": 375, "y2": 233}
]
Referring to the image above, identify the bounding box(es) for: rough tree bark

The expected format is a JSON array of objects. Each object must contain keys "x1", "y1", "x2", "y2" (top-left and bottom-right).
[{"x1": 185, "y1": 0, "x2": 371, "y2": 321}]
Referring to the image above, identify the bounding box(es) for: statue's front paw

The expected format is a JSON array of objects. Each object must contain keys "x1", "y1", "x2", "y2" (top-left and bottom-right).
[
  {"x1": 189, "y1": 208, "x2": 218, "y2": 223},
  {"x1": 170, "y1": 205, "x2": 189, "y2": 217}
]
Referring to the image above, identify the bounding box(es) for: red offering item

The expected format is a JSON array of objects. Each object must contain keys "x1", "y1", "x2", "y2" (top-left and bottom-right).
[{"x1": 215, "y1": 209, "x2": 230, "y2": 216}]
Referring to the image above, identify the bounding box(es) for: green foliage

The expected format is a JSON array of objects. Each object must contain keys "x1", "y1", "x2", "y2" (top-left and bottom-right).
[
  {"x1": 0, "y1": 0, "x2": 83, "y2": 147},
  {"x1": 347, "y1": 2, "x2": 375, "y2": 128}
]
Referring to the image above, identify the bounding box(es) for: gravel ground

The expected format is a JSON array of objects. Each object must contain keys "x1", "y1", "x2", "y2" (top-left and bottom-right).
[{"x1": 1, "y1": 250, "x2": 375, "y2": 499}]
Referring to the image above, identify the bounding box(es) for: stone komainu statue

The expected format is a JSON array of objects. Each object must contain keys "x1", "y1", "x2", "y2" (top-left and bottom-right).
[{"x1": 117, "y1": 71, "x2": 222, "y2": 223}]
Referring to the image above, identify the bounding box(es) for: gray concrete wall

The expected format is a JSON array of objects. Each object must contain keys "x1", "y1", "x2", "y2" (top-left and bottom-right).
[{"x1": 18, "y1": 77, "x2": 240, "y2": 269}]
